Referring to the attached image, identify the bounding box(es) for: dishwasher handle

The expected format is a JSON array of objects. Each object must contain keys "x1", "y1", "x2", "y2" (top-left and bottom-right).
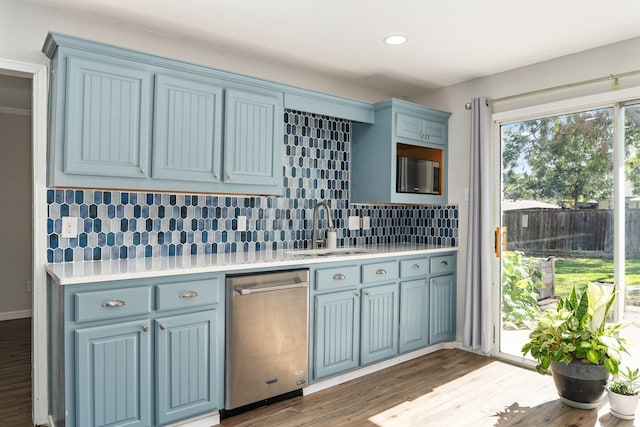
[{"x1": 236, "y1": 282, "x2": 309, "y2": 295}]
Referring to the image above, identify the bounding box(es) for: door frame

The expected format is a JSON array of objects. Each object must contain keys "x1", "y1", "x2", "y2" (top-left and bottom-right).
[
  {"x1": 0, "y1": 58, "x2": 48, "y2": 426},
  {"x1": 491, "y1": 85, "x2": 640, "y2": 362}
]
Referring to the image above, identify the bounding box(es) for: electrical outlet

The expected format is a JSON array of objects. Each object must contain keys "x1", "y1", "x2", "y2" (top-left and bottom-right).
[
  {"x1": 362, "y1": 216, "x2": 371, "y2": 230},
  {"x1": 237, "y1": 215, "x2": 247, "y2": 232},
  {"x1": 61, "y1": 217, "x2": 78, "y2": 238},
  {"x1": 348, "y1": 216, "x2": 360, "y2": 230}
]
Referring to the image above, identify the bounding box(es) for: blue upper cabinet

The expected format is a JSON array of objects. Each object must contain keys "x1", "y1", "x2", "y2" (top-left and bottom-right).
[
  {"x1": 63, "y1": 55, "x2": 152, "y2": 180},
  {"x1": 351, "y1": 98, "x2": 451, "y2": 205},
  {"x1": 396, "y1": 112, "x2": 447, "y2": 146},
  {"x1": 43, "y1": 33, "x2": 284, "y2": 196},
  {"x1": 223, "y1": 87, "x2": 283, "y2": 193},
  {"x1": 152, "y1": 74, "x2": 223, "y2": 183}
]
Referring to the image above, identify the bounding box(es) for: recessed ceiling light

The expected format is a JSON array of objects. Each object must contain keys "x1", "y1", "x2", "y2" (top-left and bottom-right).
[{"x1": 384, "y1": 35, "x2": 407, "y2": 45}]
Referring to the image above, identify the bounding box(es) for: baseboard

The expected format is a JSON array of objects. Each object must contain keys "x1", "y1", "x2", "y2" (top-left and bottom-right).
[
  {"x1": 47, "y1": 412, "x2": 220, "y2": 427},
  {"x1": 166, "y1": 411, "x2": 220, "y2": 427},
  {"x1": 304, "y1": 342, "x2": 456, "y2": 396},
  {"x1": 0, "y1": 309, "x2": 32, "y2": 321}
]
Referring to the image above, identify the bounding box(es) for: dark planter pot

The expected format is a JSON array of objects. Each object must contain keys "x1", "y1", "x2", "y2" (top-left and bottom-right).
[{"x1": 551, "y1": 360, "x2": 609, "y2": 409}]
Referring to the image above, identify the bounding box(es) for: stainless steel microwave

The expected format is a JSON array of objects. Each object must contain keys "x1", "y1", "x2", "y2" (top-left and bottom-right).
[{"x1": 396, "y1": 156, "x2": 440, "y2": 194}]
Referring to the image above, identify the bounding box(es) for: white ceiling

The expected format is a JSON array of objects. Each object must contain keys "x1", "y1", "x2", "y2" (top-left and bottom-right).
[{"x1": 18, "y1": 0, "x2": 640, "y2": 96}]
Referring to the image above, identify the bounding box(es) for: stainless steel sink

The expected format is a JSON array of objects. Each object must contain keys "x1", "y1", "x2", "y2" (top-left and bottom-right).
[{"x1": 285, "y1": 247, "x2": 376, "y2": 257}]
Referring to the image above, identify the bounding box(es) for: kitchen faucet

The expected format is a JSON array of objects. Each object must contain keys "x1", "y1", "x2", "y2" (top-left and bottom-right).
[{"x1": 312, "y1": 201, "x2": 334, "y2": 248}]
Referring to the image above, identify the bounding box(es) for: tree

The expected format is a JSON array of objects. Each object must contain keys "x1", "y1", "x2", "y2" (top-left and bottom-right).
[
  {"x1": 502, "y1": 110, "x2": 613, "y2": 207},
  {"x1": 625, "y1": 107, "x2": 640, "y2": 196}
]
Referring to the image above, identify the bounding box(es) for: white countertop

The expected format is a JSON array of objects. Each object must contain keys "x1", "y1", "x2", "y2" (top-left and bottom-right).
[{"x1": 45, "y1": 243, "x2": 458, "y2": 285}]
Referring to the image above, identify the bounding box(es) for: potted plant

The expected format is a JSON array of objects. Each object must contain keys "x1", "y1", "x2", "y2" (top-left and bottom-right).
[
  {"x1": 608, "y1": 367, "x2": 640, "y2": 420},
  {"x1": 522, "y1": 283, "x2": 629, "y2": 409}
]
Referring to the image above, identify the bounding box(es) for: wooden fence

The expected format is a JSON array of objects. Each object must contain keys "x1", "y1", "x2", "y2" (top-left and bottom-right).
[{"x1": 503, "y1": 208, "x2": 640, "y2": 258}]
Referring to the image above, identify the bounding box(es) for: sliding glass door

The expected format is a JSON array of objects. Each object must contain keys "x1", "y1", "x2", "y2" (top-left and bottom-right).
[{"x1": 497, "y1": 107, "x2": 621, "y2": 359}]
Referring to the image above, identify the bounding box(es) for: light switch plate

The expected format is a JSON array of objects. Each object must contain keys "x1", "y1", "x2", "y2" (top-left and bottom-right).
[
  {"x1": 362, "y1": 216, "x2": 371, "y2": 230},
  {"x1": 61, "y1": 217, "x2": 78, "y2": 238},
  {"x1": 348, "y1": 216, "x2": 360, "y2": 230}
]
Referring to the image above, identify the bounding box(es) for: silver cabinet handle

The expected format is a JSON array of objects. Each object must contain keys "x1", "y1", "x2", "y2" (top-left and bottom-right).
[
  {"x1": 139, "y1": 168, "x2": 146, "y2": 175},
  {"x1": 226, "y1": 175, "x2": 232, "y2": 180},
  {"x1": 440, "y1": 260, "x2": 448, "y2": 266},
  {"x1": 333, "y1": 274, "x2": 345, "y2": 280},
  {"x1": 237, "y1": 282, "x2": 308, "y2": 295},
  {"x1": 159, "y1": 324, "x2": 167, "y2": 330},
  {"x1": 142, "y1": 325, "x2": 149, "y2": 332},
  {"x1": 179, "y1": 290, "x2": 199, "y2": 299},
  {"x1": 102, "y1": 299, "x2": 125, "y2": 308},
  {"x1": 411, "y1": 264, "x2": 420, "y2": 270},
  {"x1": 213, "y1": 173, "x2": 219, "y2": 179},
  {"x1": 376, "y1": 269, "x2": 387, "y2": 275},
  {"x1": 355, "y1": 292, "x2": 360, "y2": 298},
  {"x1": 365, "y1": 292, "x2": 370, "y2": 297}
]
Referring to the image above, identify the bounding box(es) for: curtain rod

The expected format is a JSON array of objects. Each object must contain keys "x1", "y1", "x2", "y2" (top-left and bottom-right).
[{"x1": 464, "y1": 69, "x2": 640, "y2": 110}]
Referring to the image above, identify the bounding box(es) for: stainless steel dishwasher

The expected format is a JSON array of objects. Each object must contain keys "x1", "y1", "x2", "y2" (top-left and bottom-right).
[{"x1": 225, "y1": 269, "x2": 309, "y2": 410}]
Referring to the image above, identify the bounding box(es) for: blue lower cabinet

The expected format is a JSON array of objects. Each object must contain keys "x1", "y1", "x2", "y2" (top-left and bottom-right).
[
  {"x1": 51, "y1": 275, "x2": 225, "y2": 427},
  {"x1": 360, "y1": 283, "x2": 399, "y2": 365},
  {"x1": 75, "y1": 320, "x2": 152, "y2": 427},
  {"x1": 429, "y1": 274, "x2": 456, "y2": 344},
  {"x1": 156, "y1": 310, "x2": 222, "y2": 425},
  {"x1": 314, "y1": 290, "x2": 361, "y2": 379},
  {"x1": 399, "y1": 279, "x2": 429, "y2": 353}
]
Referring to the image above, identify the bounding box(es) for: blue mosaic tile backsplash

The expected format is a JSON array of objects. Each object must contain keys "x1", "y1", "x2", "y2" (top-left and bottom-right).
[{"x1": 47, "y1": 110, "x2": 458, "y2": 263}]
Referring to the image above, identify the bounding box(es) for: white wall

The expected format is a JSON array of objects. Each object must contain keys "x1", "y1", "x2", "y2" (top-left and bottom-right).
[
  {"x1": 408, "y1": 36, "x2": 640, "y2": 341},
  {"x1": 0, "y1": 0, "x2": 390, "y2": 102},
  {"x1": 0, "y1": 111, "x2": 32, "y2": 316}
]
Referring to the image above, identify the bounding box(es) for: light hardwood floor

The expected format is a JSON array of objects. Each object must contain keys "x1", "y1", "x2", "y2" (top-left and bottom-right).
[
  {"x1": 0, "y1": 318, "x2": 32, "y2": 427},
  {"x1": 222, "y1": 349, "x2": 638, "y2": 427},
  {"x1": 1, "y1": 319, "x2": 637, "y2": 427}
]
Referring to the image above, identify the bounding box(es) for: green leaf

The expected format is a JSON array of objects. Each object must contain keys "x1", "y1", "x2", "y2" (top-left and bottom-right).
[
  {"x1": 586, "y1": 349, "x2": 600, "y2": 364},
  {"x1": 575, "y1": 289, "x2": 589, "y2": 323},
  {"x1": 604, "y1": 358, "x2": 618, "y2": 376}
]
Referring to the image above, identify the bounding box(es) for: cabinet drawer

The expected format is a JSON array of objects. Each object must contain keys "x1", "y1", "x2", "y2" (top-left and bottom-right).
[
  {"x1": 156, "y1": 278, "x2": 221, "y2": 311},
  {"x1": 74, "y1": 286, "x2": 151, "y2": 323},
  {"x1": 430, "y1": 254, "x2": 456, "y2": 275},
  {"x1": 362, "y1": 261, "x2": 399, "y2": 283},
  {"x1": 400, "y1": 258, "x2": 429, "y2": 278},
  {"x1": 315, "y1": 265, "x2": 360, "y2": 290}
]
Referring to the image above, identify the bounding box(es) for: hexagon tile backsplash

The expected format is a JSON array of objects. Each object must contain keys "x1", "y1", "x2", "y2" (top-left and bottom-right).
[{"x1": 47, "y1": 110, "x2": 458, "y2": 262}]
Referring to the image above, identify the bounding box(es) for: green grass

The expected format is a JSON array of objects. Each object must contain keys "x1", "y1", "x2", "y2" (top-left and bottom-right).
[{"x1": 554, "y1": 258, "x2": 640, "y2": 297}]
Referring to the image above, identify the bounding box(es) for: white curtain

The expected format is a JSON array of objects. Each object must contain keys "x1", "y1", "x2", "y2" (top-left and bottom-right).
[{"x1": 463, "y1": 97, "x2": 494, "y2": 353}]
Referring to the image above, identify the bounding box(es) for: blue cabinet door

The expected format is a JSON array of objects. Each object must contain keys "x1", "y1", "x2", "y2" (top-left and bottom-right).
[
  {"x1": 396, "y1": 112, "x2": 447, "y2": 146},
  {"x1": 223, "y1": 87, "x2": 283, "y2": 190},
  {"x1": 429, "y1": 274, "x2": 456, "y2": 344},
  {"x1": 399, "y1": 279, "x2": 429, "y2": 353},
  {"x1": 314, "y1": 290, "x2": 360, "y2": 379},
  {"x1": 65, "y1": 55, "x2": 152, "y2": 179},
  {"x1": 360, "y1": 283, "x2": 399, "y2": 365},
  {"x1": 156, "y1": 309, "x2": 222, "y2": 425},
  {"x1": 152, "y1": 74, "x2": 223, "y2": 183},
  {"x1": 75, "y1": 320, "x2": 152, "y2": 427}
]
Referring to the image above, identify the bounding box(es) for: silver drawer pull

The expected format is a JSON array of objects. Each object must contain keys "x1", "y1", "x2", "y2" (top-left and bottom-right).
[
  {"x1": 440, "y1": 260, "x2": 449, "y2": 266},
  {"x1": 411, "y1": 264, "x2": 420, "y2": 270},
  {"x1": 333, "y1": 274, "x2": 345, "y2": 280},
  {"x1": 159, "y1": 324, "x2": 167, "y2": 330},
  {"x1": 142, "y1": 325, "x2": 149, "y2": 332},
  {"x1": 355, "y1": 292, "x2": 360, "y2": 298},
  {"x1": 376, "y1": 269, "x2": 387, "y2": 275},
  {"x1": 179, "y1": 290, "x2": 199, "y2": 299},
  {"x1": 102, "y1": 299, "x2": 125, "y2": 308}
]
